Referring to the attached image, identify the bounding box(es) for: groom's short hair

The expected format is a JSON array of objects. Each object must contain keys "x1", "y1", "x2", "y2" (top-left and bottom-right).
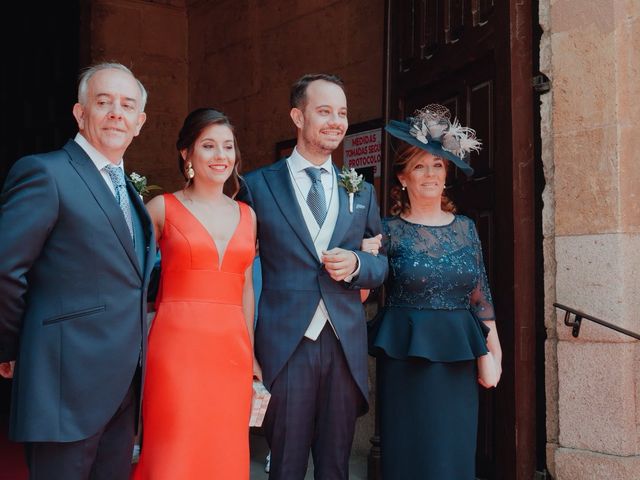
[{"x1": 290, "y1": 73, "x2": 344, "y2": 110}]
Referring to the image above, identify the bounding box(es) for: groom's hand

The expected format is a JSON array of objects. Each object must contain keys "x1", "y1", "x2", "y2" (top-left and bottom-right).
[{"x1": 322, "y1": 248, "x2": 358, "y2": 282}]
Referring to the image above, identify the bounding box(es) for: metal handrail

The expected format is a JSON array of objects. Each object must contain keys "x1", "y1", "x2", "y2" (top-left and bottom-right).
[{"x1": 553, "y1": 303, "x2": 640, "y2": 340}]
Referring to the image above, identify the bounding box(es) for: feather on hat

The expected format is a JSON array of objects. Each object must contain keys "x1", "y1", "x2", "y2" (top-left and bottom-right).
[{"x1": 385, "y1": 104, "x2": 481, "y2": 177}]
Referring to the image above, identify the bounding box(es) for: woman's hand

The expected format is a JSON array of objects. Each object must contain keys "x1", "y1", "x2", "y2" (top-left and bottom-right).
[
  {"x1": 478, "y1": 352, "x2": 501, "y2": 389},
  {"x1": 479, "y1": 320, "x2": 502, "y2": 388},
  {"x1": 361, "y1": 234, "x2": 382, "y2": 256}
]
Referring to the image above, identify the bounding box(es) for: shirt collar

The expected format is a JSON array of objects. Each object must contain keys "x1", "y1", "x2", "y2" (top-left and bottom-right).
[
  {"x1": 74, "y1": 133, "x2": 125, "y2": 172},
  {"x1": 288, "y1": 147, "x2": 333, "y2": 174}
]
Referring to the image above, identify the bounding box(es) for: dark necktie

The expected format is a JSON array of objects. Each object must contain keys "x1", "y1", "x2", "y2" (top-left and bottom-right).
[
  {"x1": 104, "y1": 164, "x2": 134, "y2": 241},
  {"x1": 304, "y1": 167, "x2": 327, "y2": 227}
]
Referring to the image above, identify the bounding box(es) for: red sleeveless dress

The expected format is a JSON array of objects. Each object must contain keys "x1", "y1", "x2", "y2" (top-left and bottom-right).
[{"x1": 132, "y1": 194, "x2": 255, "y2": 479}]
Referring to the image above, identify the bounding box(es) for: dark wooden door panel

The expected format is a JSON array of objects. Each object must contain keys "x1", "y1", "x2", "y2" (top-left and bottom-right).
[
  {"x1": 472, "y1": 0, "x2": 495, "y2": 26},
  {"x1": 395, "y1": 0, "x2": 495, "y2": 79},
  {"x1": 469, "y1": 80, "x2": 494, "y2": 173},
  {"x1": 423, "y1": 0, "x2": 441, "y2": 59},
  {"x1": 399, "y1": 0, "x2": 419, "y2": 72},
  {"x1": 444, "y1": 0, "x2": 465, "y2": 44}
]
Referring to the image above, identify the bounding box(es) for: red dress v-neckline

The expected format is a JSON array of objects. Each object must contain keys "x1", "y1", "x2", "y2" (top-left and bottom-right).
[
  {"x1": 169, "y1": 193, "x2": 243, "y2": 271},
  {"x1": 134, "y1": 193, "x2": 255, "y2": 480}
]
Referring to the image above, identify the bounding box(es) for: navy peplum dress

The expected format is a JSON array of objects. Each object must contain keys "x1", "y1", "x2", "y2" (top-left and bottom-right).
[{"x1": 371, "y1": 215, "x2": 494, "y2": 480}]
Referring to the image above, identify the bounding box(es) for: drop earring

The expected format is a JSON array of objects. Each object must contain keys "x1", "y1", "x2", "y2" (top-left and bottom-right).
[{"x1": 187, "y1": 162, "x2": 195, "y2": 179}]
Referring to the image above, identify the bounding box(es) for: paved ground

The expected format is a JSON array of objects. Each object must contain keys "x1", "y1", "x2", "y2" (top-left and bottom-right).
[
  {"x1": 249, "y1": 432, "x2": 367, "y2": 480},
  {"x1": 0, "y1": 415, "x2": 505, "y2": 480}
]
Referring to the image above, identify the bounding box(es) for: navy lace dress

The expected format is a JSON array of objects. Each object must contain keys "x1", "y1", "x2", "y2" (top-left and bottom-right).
[{"x1": 372, "y1": 215, "x2": 494, "y2": 480}]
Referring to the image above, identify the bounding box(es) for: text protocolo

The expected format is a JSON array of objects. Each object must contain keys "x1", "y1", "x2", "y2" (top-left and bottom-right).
[{"x1": 343, "y1": 128, "x2": 381, "y2": 177}]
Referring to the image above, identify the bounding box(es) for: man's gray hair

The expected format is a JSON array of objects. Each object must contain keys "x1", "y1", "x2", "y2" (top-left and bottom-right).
[{"x1": 77, "y1": 62, "x2": 148, "y2": 111}]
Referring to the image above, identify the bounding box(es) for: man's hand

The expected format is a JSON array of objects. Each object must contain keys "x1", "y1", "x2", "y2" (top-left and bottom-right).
[
  {"x1": 0, "y1": 361, "x2": 15, "y2": 379},
  {"x1": 322, "y1": 248, "x2": 358, "y2": 282}
]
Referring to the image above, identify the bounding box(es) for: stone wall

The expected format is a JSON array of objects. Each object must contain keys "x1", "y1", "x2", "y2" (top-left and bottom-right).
[
  {"x1": 87, "y1": 0, "x2": 189, "y2": 193},
  {"x1": 187, "y1": 0, "x2": 384, "y2": 173},
  {"x1": 86, "y1": 0, "x2": 383, "y2": 199},
  {"x1": 541, "y1": 1, "x2": 640, "y2": 478}
]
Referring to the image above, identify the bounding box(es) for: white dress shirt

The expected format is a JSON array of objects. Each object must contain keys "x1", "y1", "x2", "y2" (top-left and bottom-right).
[
  {"x1": 74, "y1": 133, "x2": 125, "y2": 199},
  {"x1": 287, "y1": 148, "x2": 360, "y2": 340}
]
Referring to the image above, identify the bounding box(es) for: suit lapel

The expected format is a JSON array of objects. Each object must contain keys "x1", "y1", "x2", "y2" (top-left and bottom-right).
[
  {"x1": 63, "y1": 140, "x2": 142, "y2": 279},
  {"x1": 126, "y1": 181, "x2": 156, "y2": 280},
  {"x1": 126, "y1": 180, "x2": 155, "y2": 279},
  {"x1": 263, "y1": 160, "x2": 319, "y2": 261},
  {"x1": 328, "y1": 165, "x2": 355, "y2": 249}
]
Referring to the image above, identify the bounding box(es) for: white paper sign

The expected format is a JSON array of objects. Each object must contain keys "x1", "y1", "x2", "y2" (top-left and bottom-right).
[{"x1": 343, "y1": 128, "x2": 382, "y2": 177}]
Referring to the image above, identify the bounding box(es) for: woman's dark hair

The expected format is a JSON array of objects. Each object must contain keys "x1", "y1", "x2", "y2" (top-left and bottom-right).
[
  {"x1": 176, "y1": 108, "x2": 242, "y2": 198},
  {"x1": 389, "y1": 143, "x2": 456, "y2": 216}
]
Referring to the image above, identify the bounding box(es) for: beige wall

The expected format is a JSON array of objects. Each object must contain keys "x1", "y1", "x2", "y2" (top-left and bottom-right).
[
  {"x1": 187, "y1": 0, "x2": 384, "y2": 173},
  {"x1": 541, "y1": 1, "x2": 640, "y2": 478},
  {"x1": 87, "y1": 0, "x2": 383, "y2": 196},
  {"x1": 87, "y1": 0, "x2": 189, "y2": 193}
]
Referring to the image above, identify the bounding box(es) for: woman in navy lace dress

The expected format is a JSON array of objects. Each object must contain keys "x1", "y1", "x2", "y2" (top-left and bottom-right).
[{"x1": 369, "y1": 105, "x2": 502, "y2": 479}]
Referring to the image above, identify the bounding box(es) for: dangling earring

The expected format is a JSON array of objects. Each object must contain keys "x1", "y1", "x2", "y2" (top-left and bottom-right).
[
  {"x1": 186, "y1": 162, "x2": 195, "y2": 179},
  {"x1": 401, "y1": 185, "x2": 406, "y2": 191}
]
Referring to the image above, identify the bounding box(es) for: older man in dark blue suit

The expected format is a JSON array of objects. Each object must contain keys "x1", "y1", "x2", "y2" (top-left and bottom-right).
[
  {"x1": 0, "y1": 63, "x2": 155, "y2": 480},
  {"x1": 240, "y1": 74, "x2": 387, "y2": 479}
]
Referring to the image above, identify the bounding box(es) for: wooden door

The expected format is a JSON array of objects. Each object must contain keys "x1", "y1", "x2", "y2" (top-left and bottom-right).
[{"x1": 380, "y1": 1, "x2": 537, "y2": 479}]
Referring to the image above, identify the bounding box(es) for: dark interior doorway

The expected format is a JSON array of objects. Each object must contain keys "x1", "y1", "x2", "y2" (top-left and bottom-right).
[
  {"x1": 0, "y1": 1, "x2": 81, "y2": 419},
  {"x1": 0, "y1": 3, "x2": 81, "y2": 188}
]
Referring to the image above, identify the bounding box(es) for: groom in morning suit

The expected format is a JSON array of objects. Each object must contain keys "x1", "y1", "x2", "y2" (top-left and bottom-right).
[
  {"x1": 239, "y1": 74, "x2": 388, "y2": 479},
  {"x1": 0, "y1": 63, "x2": 155, "y2": 480}
]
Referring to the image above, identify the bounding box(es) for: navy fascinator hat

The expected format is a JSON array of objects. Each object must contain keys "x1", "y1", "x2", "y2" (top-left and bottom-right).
[{"x1": 385, "y1": 104, "x2": 481, "y2": 177}]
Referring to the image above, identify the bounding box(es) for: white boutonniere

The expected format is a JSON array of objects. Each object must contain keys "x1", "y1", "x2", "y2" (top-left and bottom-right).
[
  {"x1": 128, "y1": 172, "x2": 162, "y2": 199},
  {"x1": 338, "y1": 166, "x2": 364, "y2": 213}
]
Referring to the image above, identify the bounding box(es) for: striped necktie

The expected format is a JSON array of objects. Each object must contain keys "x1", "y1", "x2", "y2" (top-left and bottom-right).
[
  {"x1": 104, "y1": 164, "x2": 134, "y2": 241},
  {"x1": 304, "y1": 167, "x2": 327, "y2": 227}
]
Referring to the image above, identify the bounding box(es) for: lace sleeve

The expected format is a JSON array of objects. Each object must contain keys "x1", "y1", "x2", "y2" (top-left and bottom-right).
[
  {"x1": 381, "y1": 218, "x2": 391, "y2": 257},
  {"x1": 468, "y1": 221, "x2": 495, "y2": 321}
]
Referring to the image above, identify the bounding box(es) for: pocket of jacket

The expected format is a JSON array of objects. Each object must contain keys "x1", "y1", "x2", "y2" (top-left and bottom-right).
[{"x1": 43, "y1": 305, "x2": 106, "y2": 325}]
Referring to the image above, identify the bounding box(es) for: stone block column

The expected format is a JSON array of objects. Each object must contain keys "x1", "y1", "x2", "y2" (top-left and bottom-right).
[{"x1": 541, "y1": 1, "x2": 640, "y2": 478}]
